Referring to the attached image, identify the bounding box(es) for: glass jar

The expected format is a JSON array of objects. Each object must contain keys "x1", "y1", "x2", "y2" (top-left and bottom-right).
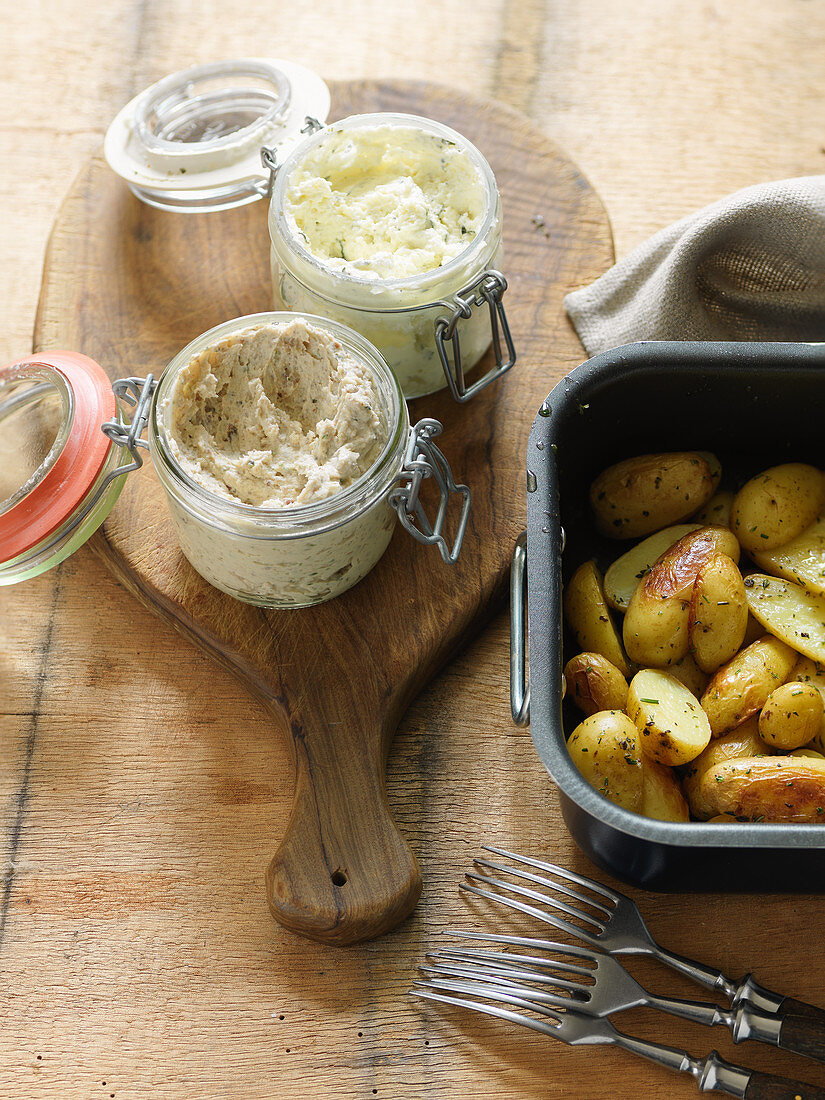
[
  {"x1": 150, "y1": 312, "x2": 411, "y2": 607},
  {"x1": 105, "y1": 63, "x2": 516, "y2": 403},
  {"x1": 0, "y1": 355, "x2": 127, "y2": 585},
  {"x1": 0, "y1": 315, "x2": 470, "y2": 607},
  {"x1": 104, "y1": 58, "x2": 331, "y2": 213},
  {"x1": 268, "y1": 113, "x2": 513, "y2": 401}
]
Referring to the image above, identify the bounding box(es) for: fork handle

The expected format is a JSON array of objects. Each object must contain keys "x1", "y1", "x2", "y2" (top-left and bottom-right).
[
  {"x1": 776, "y1": 1013, "x2": 825, "y2": 1064},
  {"x1": 778, "y1": 998, "x2": 825, "y2": 1024},
  {"x1": 615, "y1": 1038, "x2": 825, "y2": 1098},
  {"x1": 744, "y1": 1070, "x2": 825, "y2": 1099}
]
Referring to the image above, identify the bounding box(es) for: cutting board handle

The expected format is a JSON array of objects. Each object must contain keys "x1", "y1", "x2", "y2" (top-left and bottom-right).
[{"x1": 264, "y1": 692, "x2": 422, "y2": 945}]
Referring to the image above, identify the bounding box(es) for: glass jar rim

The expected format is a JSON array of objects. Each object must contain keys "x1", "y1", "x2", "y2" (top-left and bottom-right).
[
  {"x1": 134, "y1": 59, "x2": 292, "y2": 159},
  {"x1": 269, "y1": 112, "x2": 501, "y2": 300},
  {"x1": 0, "y1": 353, "x2": 116, "y2": 562},
  {"x1": 150, "y1": 311, "x2": 408, "y2": 530}
]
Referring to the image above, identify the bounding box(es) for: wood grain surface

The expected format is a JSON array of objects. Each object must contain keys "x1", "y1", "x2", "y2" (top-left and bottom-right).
[
  {"x1": 33, "y1": 79, "x2": 612, "y2": 944},
  {"x1": 4, "y1": 2, "x2": 825, "y2": 1098}
]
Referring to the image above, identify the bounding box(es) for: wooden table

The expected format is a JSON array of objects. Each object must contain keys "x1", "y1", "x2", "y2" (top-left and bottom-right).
[{"x1": 2, "y1": 4, "x2": 824, "y2": 1097}]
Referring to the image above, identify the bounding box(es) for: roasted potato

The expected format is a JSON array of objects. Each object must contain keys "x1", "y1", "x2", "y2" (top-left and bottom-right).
[
  {"x1": 668, "y1": 653, "x2": 709, "y2": 698},
  {"x1": 642, "y1": 758, "x2": 690, "y2": 822},
  {"x1": 603, "y1": 524, "x2": 699, "y2": 613},
  {"x1": 623, "y1": 527, "x2": 740, "y2": 667},
  {"x1": 731, "y1": 463, "x2": 825, "y2": 554},
  {"x1": 688, "y1": 552, "x2": 748, "y2": 673},
  {"x1": 564, "y1": 653, "x2": 628, "y2": 716},
  {"x1": 695, "y1": 755, "x2": 825, "y2": 822},
  {"x1": 627, "y1": 669, "x2": 711, "y2": 766},
  {"x1": 567, "y1": 710, "x2": 643, "y2": 812},
  {"x1": 751, "y1": 514, "x2": 825, "y2": 597},
  {"x1": 792, "y1": 656, "x2": 825, "y2": 754},
  {"x1": 790, "y1": 748, "x2": 825, "y2": 760},
  {"x1": 700, "y1": 634, "x2": 797, "y2": 737},
  {"x1": 693, "y1": 490, "x2": 734, "y2": 529},
  {"x1": 564, "y1": 561, "x2": 630, "y2": 676},
  {"x1": 590, "y1": 452, "x2": 719, "y2": 539},
  {"x1": 702, "y1": 639, "x2": 798, "y2": 736},
  {"x1": 744, "y1": 573, "x2": 825, "y2": 665},
  {"x1": 681, "y1": 717, "x2": 767, "y2": 819},
  {"x1": 758, "y1": 681, "x2": 824, "y2": 750}
]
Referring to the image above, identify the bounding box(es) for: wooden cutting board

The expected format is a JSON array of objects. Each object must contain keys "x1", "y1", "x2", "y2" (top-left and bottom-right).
[{"x1": 33, "y1": 80, "x2": 613, "y2": 945}]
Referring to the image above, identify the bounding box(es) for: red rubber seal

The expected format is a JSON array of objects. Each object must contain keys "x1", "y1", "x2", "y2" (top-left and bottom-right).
[{"x1": 0, "y1": 352, "x2": 115, "y2": 563}]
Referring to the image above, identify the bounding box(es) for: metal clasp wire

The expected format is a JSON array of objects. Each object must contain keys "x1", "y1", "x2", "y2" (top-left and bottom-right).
[
  {"x1": 35, "y1": 376, "x2": 157, "y2": 550},
  {"x1": 388, "y1": 418, "x2": 471, "y2": 564},
  {"x1": 261, "y1": 116, "x2": 324, "y2": 193},
  {"x1": 434, "y1": 269, "x2": 516, "y2": 403},
  {"x1": 101, "y1": 375, "x2": 157, "y2": 477}
]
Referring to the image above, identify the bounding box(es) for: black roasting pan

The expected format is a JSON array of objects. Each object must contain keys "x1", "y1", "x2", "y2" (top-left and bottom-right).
[{"x1": 515, "y1": 340, "x2": 825, "y2": 892}]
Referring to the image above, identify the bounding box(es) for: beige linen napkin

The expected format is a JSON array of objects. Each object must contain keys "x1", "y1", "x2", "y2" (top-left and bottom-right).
[{"x1": 564, "y1": 176, "x2": 825, "y2": 356}]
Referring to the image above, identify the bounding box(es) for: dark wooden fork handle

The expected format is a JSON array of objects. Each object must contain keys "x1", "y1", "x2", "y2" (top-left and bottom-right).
[
  {"x1": 777, "y1": 1011, "x2": 825, "y2": 1065},
  {"x1": 779, "y1": 999, "x2": 825, "y2": 1025},
  {"x1": 744, "y1": 1070, "x2": 825, "y2": 1099}
]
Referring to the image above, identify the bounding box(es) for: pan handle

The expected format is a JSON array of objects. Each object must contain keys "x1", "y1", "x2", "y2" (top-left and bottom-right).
[{"x1": 510, "y1": 531, "x2": 530, "y2": 726}]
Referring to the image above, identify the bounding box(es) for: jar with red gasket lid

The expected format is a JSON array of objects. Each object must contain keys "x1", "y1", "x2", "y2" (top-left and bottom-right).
[
  {"x1": 0, "y1": 353, "x2": 139, "y2": 584},
  {"x1": 0, "y1": 315, "x2": 471, "y2": 605}
]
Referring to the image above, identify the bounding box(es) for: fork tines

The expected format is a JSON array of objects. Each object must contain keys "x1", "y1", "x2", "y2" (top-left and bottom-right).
[
  {"x1": 459, "y1": 846, "x2": 617, "y2": 944},
  {"x1": 412, "y1": 983, "x2": 566, "y2": 1041}
]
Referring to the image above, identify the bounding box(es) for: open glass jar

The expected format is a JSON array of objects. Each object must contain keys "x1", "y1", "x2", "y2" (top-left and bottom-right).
[
  {"x1": 268, "y1": 113, "x2": 514, "y2": 401},
  {"x1": 0, "y1": 314, "x2": 470, "y2": 606},
  {"x1": 104, "y1": 60, "x2": 516, "y2": 403},
  {"x1": 0, "y1": 354, "x2": 129, "y2": 585}
]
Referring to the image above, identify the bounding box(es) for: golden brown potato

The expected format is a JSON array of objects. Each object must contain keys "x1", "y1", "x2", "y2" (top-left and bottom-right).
[
  {"x1": 696, "y1": 755, "x2": 825, "y2": 822},
  {"x1": 627, "y1": 669, "x2": 711, "y2": 766},
  {"x1": 792, "y1": 656, "x2": 825, "y2": 754},
  {"x1": 564, "y1": 653, "x2": 628, "y2": 716},
  {"x1": 758, "y1": 681, "x2": 824, "y2": 750},
  {"x1": 693, "y1": 490, "x2": 734, "y2": 529},
  {"x1": 688, "y1": 552, "x2": 748, "y2": 673},
  {"x1": 700, "y1": 635, "x2": 798, "y2": 737},
  {"x1": 603, "y1": 524, "x2": 699, "y2": 613},
  {"x1": 681, "y1": 717, "x2": 767, "y2": 819},
  {"x1": 707, "y1": 814, "x2": 741, "y2": 823},
  {"x1": 751, "y1": 514, "x2": 825, "y2": 597},
  {"x1": 623, "y1": 527, "x2": 741, "y2": 667},
  {"x1": 668, "y1": 653, "x2": 709, "y2": 698},
  {"x1": 790, "y1": 748, "x2": 825, "y2": 760},
  {"x1": 567, "y1": 710, "x2": 643, "y2": 812},
  {"x1": 642, "y1": 758, "x2": 690, "y2": 822},
  {"x1": 744, "y1": 574, "x2": 825, "y2": 665},
  {"x1": 564, "y1": 561, "x2": 630, "y2": 677},
  {"x1": 731, "y1": 463, "x2": 825, "y2": 554},
  {"x1": 590, "y1": 452, "x2": 718, "y2": 539}
]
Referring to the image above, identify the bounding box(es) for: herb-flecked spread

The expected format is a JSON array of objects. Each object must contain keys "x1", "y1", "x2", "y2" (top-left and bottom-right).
[
  {"x1": 284, "y1": 125, "x2": 485, "y2": 280},
  {"x1": 167, "y1": 320, "x2": 385, "y2": 508}
]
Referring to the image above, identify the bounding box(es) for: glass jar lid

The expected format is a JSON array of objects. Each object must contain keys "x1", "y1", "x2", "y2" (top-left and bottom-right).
[
  {"x1": 104, "y1": 58, "x2": 330, "y2": 212},
  {"x1": 0, "y1": 353, "x2": 115, "y2": 563}
]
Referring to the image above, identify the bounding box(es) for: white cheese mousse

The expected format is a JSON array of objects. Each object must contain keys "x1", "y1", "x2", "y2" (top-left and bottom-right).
[
  {"x1": 166, "y1": 319, "x2": 385, "y2": 509},
  {"x1": 283, "y1": 125, "x2": 486, "y2": 281},
  {"x1": 152, "y1": 313, "x2": 408, "y2": 608}
]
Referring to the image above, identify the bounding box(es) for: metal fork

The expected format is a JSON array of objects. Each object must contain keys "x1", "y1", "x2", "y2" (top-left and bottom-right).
[
  {"x1": 460, "y1": 845, "x2": 825, "y2": 1065},
  {"x1": 412, "y1": 971, "x2": 825, "y2": 1099},
  {"x1": 422, "y1": 932, "x2": 788, "y2": 1048}
]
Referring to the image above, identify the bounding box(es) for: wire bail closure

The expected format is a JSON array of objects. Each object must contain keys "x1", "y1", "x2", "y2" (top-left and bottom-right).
[
  {"x1": 101, "y1": 375, "x2": 157, "y2": 476},
  {"x1": 388, "y1": 418, "x2": 471, "y2": 564},
  {"x1": 261, "y1": 115, "x2": 324, "y2": 192},
  {"x1": 434, "y1": 269, "x2": 516, "y2": 403}
]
